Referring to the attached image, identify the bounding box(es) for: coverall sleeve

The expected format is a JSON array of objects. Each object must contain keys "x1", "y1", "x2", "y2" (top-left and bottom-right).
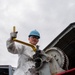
[{"x1": 6, "y1": 38, "x2": 23, "y2": 54}]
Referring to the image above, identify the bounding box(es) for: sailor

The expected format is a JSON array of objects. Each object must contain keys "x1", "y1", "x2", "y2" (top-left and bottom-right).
[{"x1": 6, "y1": 30, "x2": 40, "y2": 75}]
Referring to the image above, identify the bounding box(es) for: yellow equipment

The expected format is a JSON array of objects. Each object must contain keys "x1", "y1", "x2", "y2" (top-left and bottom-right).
[{"x1": 12, "y1": 26, "x2": 36, "y2": 52}]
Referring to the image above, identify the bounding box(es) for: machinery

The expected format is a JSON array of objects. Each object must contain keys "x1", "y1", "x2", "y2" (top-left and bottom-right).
[
  {"x1": 1, "y1": 23, "x2": 75, "y2": 75},
  {"x1": 11, "y1": 26, "x2": 69, "y2": 75},
  {"x1": 0, "y1": 47, "x2": 69, "y2": 75},
  {"x1": 43, "y1": 22, "x2": 75, "y2": 75},
  {"x1": 33, "y1": 22, "x2": 75, "y2": 75},
  {"x1": 32, "y1": 47, "x2": 69, "y2": 75}
]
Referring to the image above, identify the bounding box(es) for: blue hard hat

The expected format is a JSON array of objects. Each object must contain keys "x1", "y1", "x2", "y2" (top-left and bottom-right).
[{"x1": 28, "y1": 30, "x2": 40, "y2": 38}]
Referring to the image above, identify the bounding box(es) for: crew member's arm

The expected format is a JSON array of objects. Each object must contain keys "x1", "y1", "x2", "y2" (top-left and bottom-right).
[{"x1": 6, "y1": 32, "x2": 23, "y2": 54}]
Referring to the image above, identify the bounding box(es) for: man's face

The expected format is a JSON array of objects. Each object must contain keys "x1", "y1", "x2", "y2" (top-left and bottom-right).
[{"x1": 28, "y1": 36, "x2": 39, "y2": 45}]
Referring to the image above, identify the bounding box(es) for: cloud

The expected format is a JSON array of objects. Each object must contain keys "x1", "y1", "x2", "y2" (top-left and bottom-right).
[{"x1": 0, "y1": 0, "x2": 75, "y2": 67}]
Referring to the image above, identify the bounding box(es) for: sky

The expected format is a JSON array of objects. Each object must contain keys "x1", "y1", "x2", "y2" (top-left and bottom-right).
[{"x1": 0, "y1": 0, "x2": 75, "y2": 67}]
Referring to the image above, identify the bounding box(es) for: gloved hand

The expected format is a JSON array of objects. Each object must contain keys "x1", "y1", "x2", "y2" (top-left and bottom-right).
[
  {"x1": 10, "y1": 31, "x2": 18, "y2": 39},
  {"x1": 33, "y1": 50, "x2": 42, "y2": 60},
  {"x1": 33, "y1": 50, "x2": 43, "y2": 69}
]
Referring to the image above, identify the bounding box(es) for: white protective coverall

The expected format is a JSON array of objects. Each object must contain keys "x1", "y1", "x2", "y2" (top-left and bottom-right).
[{"x1": 6, "y1": 38, "x2": 36, "y2": 75}]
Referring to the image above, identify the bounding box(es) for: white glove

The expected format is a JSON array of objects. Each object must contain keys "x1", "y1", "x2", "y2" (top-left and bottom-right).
[{"x1": 10, "y1": 32, "x2": 18, "y2": 39}]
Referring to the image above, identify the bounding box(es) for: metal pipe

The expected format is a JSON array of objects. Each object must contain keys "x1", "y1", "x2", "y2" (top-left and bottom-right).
[
  {"x1": 12, "y1": 26, "x2": 36, "y2": 52},
  {"x1": 13, "y1": 26, "x2": 16, "y2": 32}
]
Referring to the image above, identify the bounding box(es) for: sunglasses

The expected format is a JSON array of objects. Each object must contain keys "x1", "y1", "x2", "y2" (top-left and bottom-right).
[{"x1": 30, "y1": 36, "x2": 39, "y2": 39}]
